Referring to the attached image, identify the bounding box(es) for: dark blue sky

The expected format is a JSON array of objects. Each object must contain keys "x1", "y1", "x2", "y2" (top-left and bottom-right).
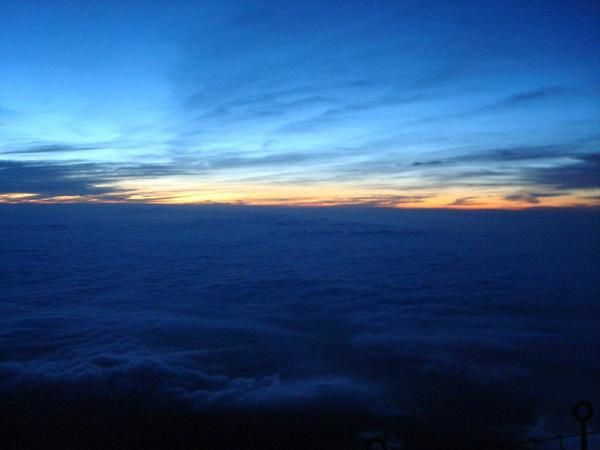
[{"x1": 1, "y1": 0, "x2": 599, "y2": 207}]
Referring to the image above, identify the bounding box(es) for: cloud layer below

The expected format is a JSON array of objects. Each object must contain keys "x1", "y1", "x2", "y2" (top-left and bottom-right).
[{"x1": 1, "y1": 205, "x2": 598, "y2": 446}]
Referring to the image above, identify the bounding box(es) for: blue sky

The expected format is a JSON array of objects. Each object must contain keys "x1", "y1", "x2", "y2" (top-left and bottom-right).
[{"x1": 1, "y1": 0, "x2": 599, "y2": 207}]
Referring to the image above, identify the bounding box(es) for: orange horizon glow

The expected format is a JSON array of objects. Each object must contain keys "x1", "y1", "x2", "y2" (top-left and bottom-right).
[{"x1": 2, "y1": 186, "x2": 599, "y2": 210}]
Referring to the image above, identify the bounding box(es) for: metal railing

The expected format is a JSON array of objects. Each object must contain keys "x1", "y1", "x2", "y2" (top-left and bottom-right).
[
  {"x1": 487, "y1": 401, "x2": 596, "y2": 450},
  {"x1": 366, "y1": 401, "x2": 596, "y2": 450},
  {"x1": 486, "y1": 430, "x2": 599, "y2": 450}
]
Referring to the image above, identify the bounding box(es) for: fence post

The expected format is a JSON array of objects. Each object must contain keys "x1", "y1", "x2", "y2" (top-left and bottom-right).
[{"x1": 572, "y1": 401, "x2": 593, "y2": 450}]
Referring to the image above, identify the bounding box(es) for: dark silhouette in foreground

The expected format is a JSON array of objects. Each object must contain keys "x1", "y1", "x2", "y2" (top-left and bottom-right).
[
  {"x1": 0, "y1": 398, "x2": 505, "y2": 450},
  {"x1": 2, "y1": 397, "x2": 595, "y2": 450},
  {"x1": 363, "y1": 402, "x2": 597, "y2": 450}
]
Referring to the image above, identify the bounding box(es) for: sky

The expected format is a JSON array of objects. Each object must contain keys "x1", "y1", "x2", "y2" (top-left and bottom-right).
[{"x1": 0, "y1": 0, "x2": 599, "y2": 208}]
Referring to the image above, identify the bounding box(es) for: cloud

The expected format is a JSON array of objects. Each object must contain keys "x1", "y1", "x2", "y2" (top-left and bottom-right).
[
  {"x1": 412, "y1": 160, "x2": 444, "y2": 167},
  {"x1": 408, "y1": 86, "x2": 572, "y2": 127},
  {"x1": 0, "y1": 143, "x2": 102, "y2": 155},
  {"x1": 0, "y1": 357, "x2": 381, "y2": 415},
  {"x1": 494, "y1": 86, "x2": 566, "y2": 107},
  {"x1": 0, "y1": 160, "x2": 113, "y2": 196},
  {"x1": 1, "y1": 206, "x2": 599, "y2": 446},
  {"x1": 5, "y1": 209, "x2": 600, "y2": 419},
  {"x1": 467, "y1": 145, "x2": 571, "y2": 162},
  {"x1": 277, "y1": 93, "x2": 427, "y2": 134},
  {"x1": 0, "y1": 160, "x2": 187, "y2": 196},
  {"x1": 413, "y1": 145, "x2": 572, "y2": 168},
  {"x1": 199, "y1": 151, "x2": 333, "y2": 170},
  {"x1": 12, "y1": 140, "x2": 579, "y2": 204},
  {"x1": 402, "y1": 146, "x2": 598, "y2": 193},
  {"x1": 448, "y1": 196, "x2": 483, "y2": 206},
  {"x1": 239, "y1": 194, "x2": 433, "y2": 207},
  {"x1": 504, "y1": 192, "x2": 564, "y2": 204},
  {"x1": 524, "y1": 153, "x2": 600, "y2": 189},
  {"x1": 269, "y1": 143, "x2": 594, "y2": 194},
  {"x1": 186, "y1": 89, "x2": 333, "y2": 119}
]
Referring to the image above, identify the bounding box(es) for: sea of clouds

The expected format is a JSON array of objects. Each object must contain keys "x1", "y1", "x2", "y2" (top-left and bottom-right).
[{"x1": 0, "y1": 205, "x2": 598, "y2": 446}]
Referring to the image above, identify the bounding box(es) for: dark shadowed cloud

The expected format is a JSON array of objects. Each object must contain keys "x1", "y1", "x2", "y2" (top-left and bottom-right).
[
  {"x1": 524, "y1": 153, "x2": 600, "y2": 189},
  {"x1": 0, "y1": 160, "x2": 187, "y2": 196},
  {"x1": 463, "y1": 145, "x2": 573, "y2": 163},
  {"x1": 504, "y1": 192, "x2": 565, "y2": 204},
  {"x1": 0, "y1": 143, "x2": 102, "y2": 155},
  {"x1": 448, "y1": 196, "x2": 483, "y2": 207},
  {"x1": 402, "y1": 147, "x2": 600, "y2": 193},
  {"x1": 0, "y1": 160, "x2": 115, "y2": 196},
  {"x1": 410, "y1": 145, "x2": 572, "y2": 170},
  {"x1": 492, "y1": 86, "x2": 566, "y2": 108}
]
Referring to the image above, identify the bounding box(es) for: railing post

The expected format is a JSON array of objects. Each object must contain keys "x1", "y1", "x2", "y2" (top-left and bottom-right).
[
  {"x1": 572, "y1": 401, "x2": 593, "y2": 450},
  {"x1": 557, "y1": 434, "x2": 564, "y2": 450}
]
